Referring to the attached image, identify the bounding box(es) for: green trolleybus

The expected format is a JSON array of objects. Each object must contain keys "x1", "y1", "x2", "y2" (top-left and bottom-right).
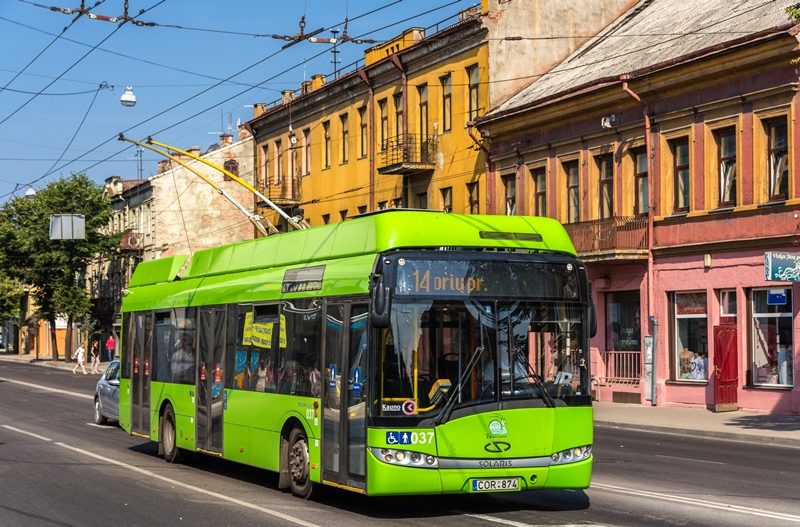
[{"x1": 119, "y1": 210, "x2": 595, "y2": 498}]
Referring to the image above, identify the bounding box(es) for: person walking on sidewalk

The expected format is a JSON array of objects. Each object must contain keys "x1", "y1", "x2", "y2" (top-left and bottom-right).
[
  {"x1": 89, "y1": 341, "x2": 100, "y2": 374},
  {"x1": 72, "y1": 342, "x2": 87, "y2": 375},
  {"x1": 106, "y1": 335, "x2": 115, "y2": 362}
]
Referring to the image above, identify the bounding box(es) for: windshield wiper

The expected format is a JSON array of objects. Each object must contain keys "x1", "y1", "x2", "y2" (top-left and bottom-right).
[
  {"x1": 515, "y1": 349, "x2": 555, "y2": 408},
  {"x1": 434, "y1": 343, "x2": 486, "y2": 425}
]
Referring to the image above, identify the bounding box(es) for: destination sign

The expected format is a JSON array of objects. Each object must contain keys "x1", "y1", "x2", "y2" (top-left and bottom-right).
[{"x1": 394, "y1": 258, "x2": 579, "y2": 300}]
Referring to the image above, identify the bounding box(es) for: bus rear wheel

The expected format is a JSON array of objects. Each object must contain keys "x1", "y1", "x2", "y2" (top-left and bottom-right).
[
  {"x1": 161, "y1": 404, "x2": 182, "y2": 464},
  {"x1": 287, "y1": 426, "x2": 314, "y2": 499}
]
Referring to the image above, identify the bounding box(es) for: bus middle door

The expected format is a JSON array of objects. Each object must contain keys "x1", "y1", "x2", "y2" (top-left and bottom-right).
[
  {"x1": 196, "y1": 307, "x2": 226, "y2": 455},
  {"x1": 131, "y1": 313, "x2": 153, "y2": 437}
]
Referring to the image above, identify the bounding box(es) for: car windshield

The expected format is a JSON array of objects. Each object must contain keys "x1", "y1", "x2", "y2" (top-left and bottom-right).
[{"x1": 372, "y1": 299, "x2": 589, "y2": 420}]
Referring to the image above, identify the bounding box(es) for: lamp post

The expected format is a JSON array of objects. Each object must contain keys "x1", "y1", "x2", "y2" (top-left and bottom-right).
[{"x1": 120, "y1": 86, "x2": 137, "y2": 107}]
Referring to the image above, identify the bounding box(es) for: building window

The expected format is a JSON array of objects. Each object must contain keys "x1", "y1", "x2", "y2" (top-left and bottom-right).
[
  {"x1": 719, "y1": 289, "x2": 737, "y2": 325},
  {"x1": 322, "y1": 121, "x2": 331, "y2": 168},
  {"x1": 564, "y1": 160, "x2": 580, "y2": 223},
  {"x1": 502, "y1": 174, "x2": 516, "y2": 215},
  {"x1": 467, "y1": 181, "x2": 479, "y2": 214},
  {"x1": 532, "y1": 166, "x2": 546, "y2": 216},
  {"x1": 673, "y1": 291, "x2": 708, "y2": 381},
  {"x1": 262, "y1": 144, "x2": 269, "y2": 183},
  {"x1": 393, "y1": 92, "x2": 404, "y2": 139},
  {"x1": 358, "y1": 107, "x2": 367, "y2": 158},
  {"x1": 379, "y1": 99, "x2": 388, "y2": 151},
  {"x1": 416, "y1": 192, "x2": 427, "y2": 210},
  {"x1": 339, "y1": 210, "x2": 348, "y2": 222},
  {"x1": 340, "y1": 113, "x2": 349, "y2": 164},
  {"x1": 440, "y1": 74, "x2": 452, "y2": 132},
  {"x1": 670, "y1": 137, "x2": 690, "y2": 212},
  {"x1": 440, "y1": 186, "x2": 452, "y2": 212},
  {"x1": 766, "y1": 117, "x2": 788, "y2": 200},
  {"x1": 633, "y1": 147, "x2": 648, "y2": 216},
  {"x1": 321, "y1": 213, "x2": 330, "y2": 225},
  {"x1": 418, "y1": 84, "x2": 428, "y2": 140},
  {"x1": 716, "y1": 127, "x2": 736, "y2": 206},
  {"x1": 466, "y1": 64, "x2": 479, "y2": 121},
  {"x1": 597, "y1": 154, "x2": 614, "y2": 219},
  {"x1": 378, "y1": 201, "x2": 388, "y2": 210},
  {"x1": 223, "y1": 159, "x2": 239, "y2": 182},
  {"x1": 357, "y1": 205, "x2": 367, "y2": 215},
  {"x1": 274, "y1": 140, "x2": 283, "y2": 184},
  {"x1": 302, "y1": 128, "x2": 311, "y2": 175},
  {"x1": 751, "y1": 288, "x2": 793, "y2": 387},
  {"x1": 605, "y1": 291, "x2": 641, "y2": 351},
  {"x1": 393, "y1": 197, "x2": 405, "y2": 209}
]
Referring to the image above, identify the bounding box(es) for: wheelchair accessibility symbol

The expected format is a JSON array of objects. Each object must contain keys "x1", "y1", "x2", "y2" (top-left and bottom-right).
[{"x1": 386, "y1": 432, "x2": 399, "y2": 444}]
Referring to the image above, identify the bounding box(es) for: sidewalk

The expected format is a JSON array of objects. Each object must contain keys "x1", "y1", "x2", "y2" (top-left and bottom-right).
[
  {"x1": 2, "y1": 352, "x2": 798, "y2": 448},
  {"x1": 0, "y1": 352, "x2": 112, "y2": 375}
]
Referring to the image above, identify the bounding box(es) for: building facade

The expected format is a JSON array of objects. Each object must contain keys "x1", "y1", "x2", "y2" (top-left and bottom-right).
[
  {"x1": 478, "y1": 0, "x2": 800, "y2": 413},
  {"x1": 246, "y1": 0, "x2": 632, "y2": 228}
]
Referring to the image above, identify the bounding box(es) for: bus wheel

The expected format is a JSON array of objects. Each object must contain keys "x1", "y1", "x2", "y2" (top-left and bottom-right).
[
  {"x1": 287, "y1": 427, "x2": 314, "y2": 499},
  {"x1": 161, "y1": 404, "x2": 182, "y2": 464}
]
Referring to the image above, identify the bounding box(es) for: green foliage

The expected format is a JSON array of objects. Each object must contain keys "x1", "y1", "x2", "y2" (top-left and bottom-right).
[
  {"x1": 0, "y1": 273, "x2": 23, "y2": 320},
  {"x1": 787, "y1": 3, "x2": 800, "y2": 23},
  {"x1": 0, "y1": 174, "x2": 116, "y2": 332}
]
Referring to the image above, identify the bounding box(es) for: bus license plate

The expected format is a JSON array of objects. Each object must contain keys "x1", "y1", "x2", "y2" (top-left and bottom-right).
[{"x1": 471, "y1": 478, "x2": 519, "y2": 492}]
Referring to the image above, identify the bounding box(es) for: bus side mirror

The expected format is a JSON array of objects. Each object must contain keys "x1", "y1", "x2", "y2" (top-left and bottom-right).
[
  {"x1": 371, "y1": 275, "x2": 391, "y2": 328},
  {"x1": 588, "y1": 300, "x2": 598, "y2": 338}
]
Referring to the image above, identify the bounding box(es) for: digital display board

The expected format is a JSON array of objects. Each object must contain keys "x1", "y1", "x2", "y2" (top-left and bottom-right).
[{"x1": 393, "y1": 258, "x2": 579, "y2": 300}]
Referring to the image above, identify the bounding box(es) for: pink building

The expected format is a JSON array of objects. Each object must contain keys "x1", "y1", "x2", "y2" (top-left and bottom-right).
[{"x1": 478, "y1": 0, "x2": 800, "y2": 413}]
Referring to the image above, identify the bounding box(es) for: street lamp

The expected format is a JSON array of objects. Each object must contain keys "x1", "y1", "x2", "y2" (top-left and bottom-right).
[
  {"x1": 120, "y1": 86, "x2": 137, "y2": 107},
  {"x1": 24, "y1": 187, "x2": 36, "y2": 199}
]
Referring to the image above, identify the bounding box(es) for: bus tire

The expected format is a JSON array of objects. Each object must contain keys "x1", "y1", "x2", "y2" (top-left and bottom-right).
[
  {"x1": 287, "y1": 426, "x2": 314, "y2": 499},
  {"x1": 161, "y1": 404, "x2": 182, "y2": 464}
]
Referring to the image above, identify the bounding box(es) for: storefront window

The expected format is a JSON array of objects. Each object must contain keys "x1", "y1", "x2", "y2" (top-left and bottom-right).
[
  {"x1": 673, "y1": 292, "x2": 708, "y2": 381},
  {"x1": 605, "y1": 291, "x2": 640, "y2": 351},
  {"x1": 751, "y1": 288, "x2": 793, "y2": 387},
  {"x1": 719, "y1": 289, "x2": 737, "y2": 325}
]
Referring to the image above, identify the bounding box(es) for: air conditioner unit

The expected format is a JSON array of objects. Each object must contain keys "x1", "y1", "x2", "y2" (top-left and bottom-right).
[{"x1": 120, "y1": 232, "x2": 143, "y2": 250}]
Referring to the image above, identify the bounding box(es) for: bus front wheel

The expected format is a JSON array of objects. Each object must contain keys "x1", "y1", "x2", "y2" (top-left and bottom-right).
[
  {"x1": 287, "y1": 426, "x2": 314, "y2": 499},
  {"x1": 161, "y1": 404, "x2": 183, "y2": 464}
]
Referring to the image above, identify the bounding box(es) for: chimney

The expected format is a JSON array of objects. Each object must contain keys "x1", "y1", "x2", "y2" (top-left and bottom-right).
[
  {"x1": 104, "y1": 175, "x2": 122, "y2": 197},
  {"x1": 311, "y1": 74, "x2": 326, "y2": 91},
  {"x1": 253, "y1": 103, "x2": 267, "y2": 118},
  {"x1": 301, "y1": 80, "x2": 312, "y2": 95},
  {"x1": 187, "y1": 146, "x2": 201, "y2": 157},
  {"x1": 157, "y1": 160, "x2": 171, "y2": 174},
  {"x1": 220, "y1": 133, "x2": 234, "y2": 147},
  {"x1": 281, "y1": 90, "x2": 295, "y2": 104}
]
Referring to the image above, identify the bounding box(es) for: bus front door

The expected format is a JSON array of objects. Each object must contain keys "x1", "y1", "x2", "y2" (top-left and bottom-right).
[
  {"x1": 322, "y1": 302, "x2": 369, "y2": 490},
  {"x1": 196, "y1": 307, "x2": 226, "y2": 454},
  {"x1": 131, "y1": 313, "x2": 153, "y2": 437}
]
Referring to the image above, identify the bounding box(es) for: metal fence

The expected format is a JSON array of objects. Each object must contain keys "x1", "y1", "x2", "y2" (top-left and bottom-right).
[
  {"x1": 379, "y1": 134, "x2": 437, "y2": 168},
  {"x1": 601, "y1": 350, "x2": 642, "y2": 385},
  {"x1": 564, "y1": 216, "x2": 647, "y2": 253}
]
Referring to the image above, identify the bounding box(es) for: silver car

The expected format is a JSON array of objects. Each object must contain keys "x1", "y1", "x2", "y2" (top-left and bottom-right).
[{"x1": 94, "y1": 360, "x2": 120, "y2": 425}]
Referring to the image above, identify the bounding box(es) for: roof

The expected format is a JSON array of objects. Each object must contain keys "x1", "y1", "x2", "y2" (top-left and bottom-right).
[{"x1": 489, "y1": 0, "x2": 797, "y2": 117}]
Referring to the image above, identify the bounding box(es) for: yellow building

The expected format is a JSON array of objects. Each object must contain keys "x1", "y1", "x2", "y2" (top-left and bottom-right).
[{"x1": 246, "y1": 0, "x2": 632, "y2": 227}]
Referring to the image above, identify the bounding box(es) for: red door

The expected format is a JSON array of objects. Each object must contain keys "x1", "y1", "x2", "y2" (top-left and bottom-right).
[{"x1": 712, "y1": 324, "x2": 738, "y2": 412}]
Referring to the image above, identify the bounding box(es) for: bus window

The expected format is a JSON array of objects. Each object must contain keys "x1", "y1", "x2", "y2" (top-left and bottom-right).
[
  {"x1": 170, "y1": 307, "x2": 196, "y2": 384},
  {"x1": 280, "y1": 299, "x2": 322, "y2": 396}
]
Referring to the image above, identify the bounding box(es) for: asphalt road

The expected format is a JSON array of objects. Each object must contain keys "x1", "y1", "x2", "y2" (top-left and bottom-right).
[{"x1": 1, "y1": 360, "x2": 798, "y2": 527}]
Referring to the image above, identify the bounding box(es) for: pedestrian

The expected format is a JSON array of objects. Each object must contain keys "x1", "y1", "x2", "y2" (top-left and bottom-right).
[
  {"x1": 72, "y1": 342, "x2": 87, "y2": 375},
  {"x1": 89, "y1": 341, "x2": 100, "y2": 374},
  {"x1": 106, "y1": 335, "x2": 115, "y2": 362}
]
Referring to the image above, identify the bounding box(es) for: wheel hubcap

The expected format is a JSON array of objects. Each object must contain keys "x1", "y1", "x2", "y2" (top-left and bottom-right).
[{"x1": 289, "y1": 439, "x2": 308, "y2": 484}]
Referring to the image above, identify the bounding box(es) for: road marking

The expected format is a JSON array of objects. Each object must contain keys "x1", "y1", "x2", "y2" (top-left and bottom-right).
[
  {"x1": 86, "y1": 423, "x2": 116, "y2": 429},
  {"x1": 592, "y1": 482, "x2": 800, "y2": 523},
  {"x1": 460, "y1": 513, "x2": 600, "y2": 527},
  {"x1": 1, "y1": 424, "x2": 52, "y2": 442},
  {"x1": 1, "y1": 424, "x2": 320, "y2": 527},
  {"x1": 0, "y1": 377, "x2": 92, "y2": 399},
  {"x1": 654, "y1": 454, "x2": 726, "y2": 465}
]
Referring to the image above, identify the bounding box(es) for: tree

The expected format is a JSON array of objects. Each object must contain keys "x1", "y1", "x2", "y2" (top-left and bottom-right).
[{"x1": 0, "y1": 175, "x2": 116, "y2": 360}]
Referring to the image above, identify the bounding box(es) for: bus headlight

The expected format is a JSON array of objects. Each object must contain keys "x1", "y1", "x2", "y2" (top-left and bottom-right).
[
  {"x1": 370, "y1": 447, "x2": 438, "y2": 468},
  {"x1": 549, "y1": 445, "x2": 592, "y2": 466}
]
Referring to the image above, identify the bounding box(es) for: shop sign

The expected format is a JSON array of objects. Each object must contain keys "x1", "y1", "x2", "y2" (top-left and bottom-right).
[
  {"x1": 764, "y1": 251, "x2": 800, "y2": 282},
  {"x1": 675, "y1": 292, "x2": 706, "y2": 315}
]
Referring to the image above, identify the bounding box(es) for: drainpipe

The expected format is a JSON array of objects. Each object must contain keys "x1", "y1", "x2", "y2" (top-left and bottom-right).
[
  {"x1": 357, "y1": 69, "x2": 375, "y2": 210},
  {"x1": 622, "y1": 77, "x2": 657, "y2": 406},
  {"x1": 466, "y1": 123, "x2": 490, "y2": 155}
]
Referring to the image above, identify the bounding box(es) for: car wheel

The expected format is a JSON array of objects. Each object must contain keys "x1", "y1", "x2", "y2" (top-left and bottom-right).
[
  {"x1": 287, "y1": 426, "x2": 314, "y2": 499},
  {"x1": 161, "y1": 404, "x2": 182, "y2": 463},
  {"x1": 94, "y1": 398, "x2": 108, "y2": 425}
]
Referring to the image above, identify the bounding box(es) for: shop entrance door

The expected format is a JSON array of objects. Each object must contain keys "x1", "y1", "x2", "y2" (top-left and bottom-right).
[{"x1": 712, "y1": 324, "x2": 738, "y2": 412}]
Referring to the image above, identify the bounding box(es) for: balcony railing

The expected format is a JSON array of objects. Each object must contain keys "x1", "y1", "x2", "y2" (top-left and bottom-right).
[
  {"x1": 600, "y1": 351, "x2": 641, "y2": 385},
  {"x1": 262, "y1": 176, "x2": 300, "y2": 205},
  {"x1": 378, "y1": 134, "x2": 437, "y2": 175},
  {"x1": 563, "y1": 216, "x2": 648, "y2": 255}
]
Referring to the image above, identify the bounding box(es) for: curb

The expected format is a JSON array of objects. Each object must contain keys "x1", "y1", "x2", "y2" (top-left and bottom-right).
[{"x1": 595, "y1": 421, "x2": 800, "y2": 450}]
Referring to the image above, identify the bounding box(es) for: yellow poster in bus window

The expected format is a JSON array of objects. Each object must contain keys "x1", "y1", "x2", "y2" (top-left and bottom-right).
[
  {"x1": 242, "y1": 312, "x2": 254, "y2": 345},
  {"x1": 279, "y1": 313, "x2": 287, "y2": 348},
  {"x1": 251, "y1": 322, "x2": 274, "y2": 349}
]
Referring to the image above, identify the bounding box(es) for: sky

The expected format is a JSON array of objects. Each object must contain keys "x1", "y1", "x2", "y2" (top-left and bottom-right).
[{"x1": 0, "y1": 0, "x2": 477, "y2": 203}]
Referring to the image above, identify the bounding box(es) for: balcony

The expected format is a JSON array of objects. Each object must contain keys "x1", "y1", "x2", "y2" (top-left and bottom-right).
[
  {"x1": 599, "y1": 350, "x2": 641, "y2": 385},
  {"x1": 378, "y1": 134, "x2": 437, "y2": 176},
  {"x1": 563, "y1": 216, "x2": 648, "y2": 261},
  {"x1": 262, "y1": 176, "x2": 300, "y2": 206}
]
